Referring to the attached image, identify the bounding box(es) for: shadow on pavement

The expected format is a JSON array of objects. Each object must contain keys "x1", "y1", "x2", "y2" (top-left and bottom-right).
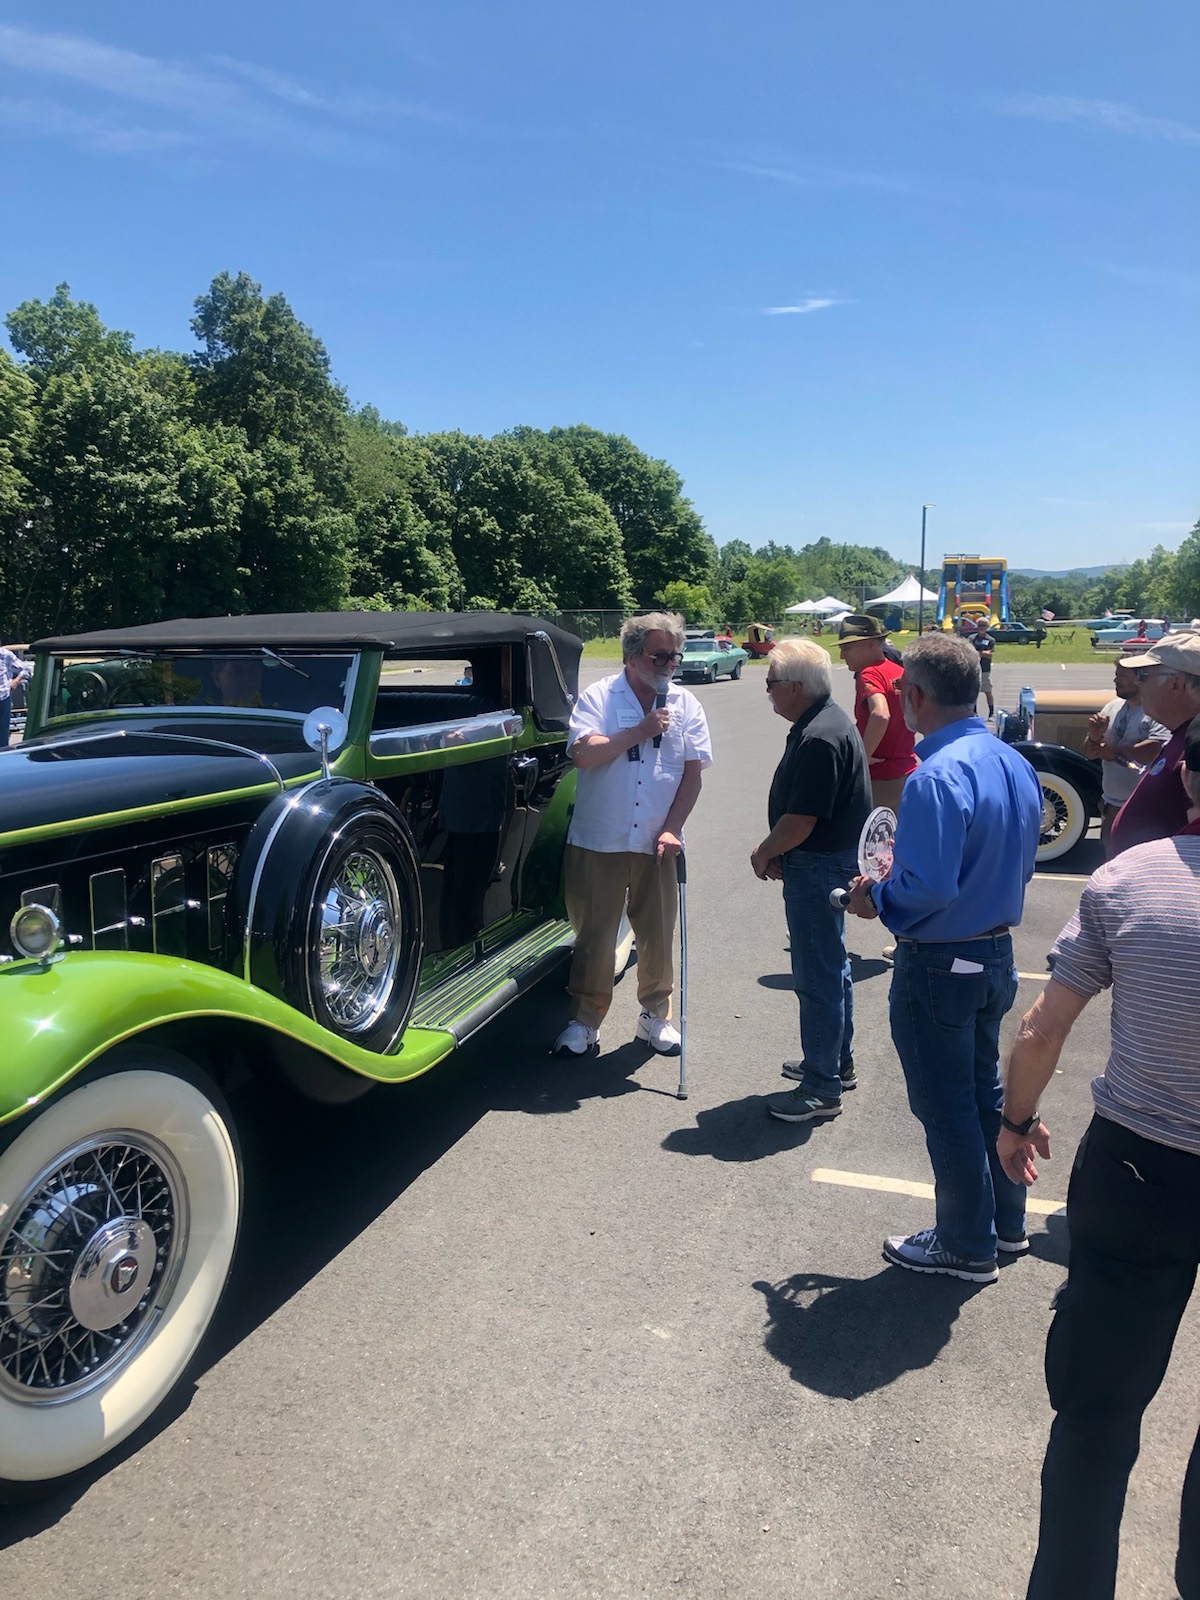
[
  {"x1": 753, "y1": 1267, "x2": 988, "y2": 1398},
  {"x1": 662, "y1": 1095, "x2": 839, "y2": 1162},
  {"x1": 757, "y1": 954, "x2": 891, "y2": 990}
]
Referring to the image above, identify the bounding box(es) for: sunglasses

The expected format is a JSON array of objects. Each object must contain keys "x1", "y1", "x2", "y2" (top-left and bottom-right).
[
  {"x1": 765, "y1": 677, "x2": 789, "y2": 692},
  {"x1": 647, "y1": 650, "x2": 683, "y2": 667}
]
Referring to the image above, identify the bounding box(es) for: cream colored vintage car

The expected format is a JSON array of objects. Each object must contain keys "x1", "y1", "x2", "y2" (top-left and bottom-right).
[{"x1": 996, "y1": 685, "x2": 1110, "y2": 861}]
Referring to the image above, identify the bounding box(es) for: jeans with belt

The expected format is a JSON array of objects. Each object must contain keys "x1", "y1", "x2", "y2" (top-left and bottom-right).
[
  {"x1": 781, "y1": 846, "x2": 858, "y2": 1100},
  {"x1": 889, "y1": 933, "x2": 1026, "y2": 1260}
]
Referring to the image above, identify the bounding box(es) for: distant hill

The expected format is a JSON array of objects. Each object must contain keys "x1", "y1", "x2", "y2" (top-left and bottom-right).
[{"x1": 1009, "y1": 565, "x2": 1127, "y2": 579}]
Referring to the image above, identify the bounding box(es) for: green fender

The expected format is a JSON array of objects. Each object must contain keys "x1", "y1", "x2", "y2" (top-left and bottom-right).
[{"x1": 0, "y1": 951, "x2": 456, "y2": 1127}]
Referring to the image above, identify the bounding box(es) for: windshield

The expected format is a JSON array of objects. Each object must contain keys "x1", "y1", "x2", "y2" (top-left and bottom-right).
[
  {"x1": 683, "y1": 640, "x2": 714, "y2": 654},
  {"x1": 46, "y1": 650, "x2": 355, "y2": 721}
]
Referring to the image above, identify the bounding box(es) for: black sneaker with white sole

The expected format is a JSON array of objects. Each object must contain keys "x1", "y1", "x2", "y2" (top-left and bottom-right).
[
  {"x1": 782, "y1": 1059, "x2": 857, "y2": 1091},
  {"x1": 882, "y1": 1227, "x2": 998, "y2": 1284},
  {"x1": 765, "y1": 1087, "x2": 842, "y2": 1123},
  {"x1": 997, "y1": 1232, "x2": 1030, "y2": 1256}
]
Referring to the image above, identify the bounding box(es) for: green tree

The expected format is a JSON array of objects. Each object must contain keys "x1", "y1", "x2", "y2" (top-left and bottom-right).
[
  {"x1": 190, "y1": 272, "x2": 353, "y2": 611},
  {"x1": 6, "y1": 283, "x2": 133, "y2": 378},
  {"x1": 0, "y1": 349, "x2": 33, "y2": 523},
  {"x1": 424, "y1": 431, "x2": 632, "y2": 611},
  {"x1": 662, "y1": 580, "x2": 714, "y2": 627},
  {"x1": 546, "y1": 425, "x2": 714, "y2": 605},
  {"x1": 345, "y1": 409, "x2": 461, "y2": 611},
  {"x1": 1171, "y1": 520, "x2": 1200, "y2": 619}
]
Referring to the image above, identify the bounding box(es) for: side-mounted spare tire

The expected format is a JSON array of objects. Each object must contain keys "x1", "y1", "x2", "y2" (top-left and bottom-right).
[{"x1": 235, "y1": 780, "x2": 424, "y2": 1054}]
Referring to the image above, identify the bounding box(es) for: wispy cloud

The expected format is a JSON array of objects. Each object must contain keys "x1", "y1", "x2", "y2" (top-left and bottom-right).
[
  {"x1": 0, "y1": 96, "x2": 192, "y2": 153},
  {"x1": 1095, "y1": 262, "x2": 1200, "y2": 296},
  {"x1": 0, "y1": 24, "x2": 466, "y2": 159},
  {"x1": 762, "y1": 298, "x2": 841, "y2": 316},
  {"x1": 1002, "y1": 95, "x2": 1200, "y2": 145},
  {"x1": 720, "y1": 159, "x2": 920, "y2": 197}
]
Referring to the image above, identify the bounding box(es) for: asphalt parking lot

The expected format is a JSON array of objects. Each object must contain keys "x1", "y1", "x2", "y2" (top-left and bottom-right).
[{"x1": 3, "y1": 656, "x2": 1194, "y2": 1599}]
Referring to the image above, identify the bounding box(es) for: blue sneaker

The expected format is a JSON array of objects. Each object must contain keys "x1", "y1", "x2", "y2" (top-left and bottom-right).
[{"x1": 883, "y1": 1227, "x2": 998, "y2": 1284}]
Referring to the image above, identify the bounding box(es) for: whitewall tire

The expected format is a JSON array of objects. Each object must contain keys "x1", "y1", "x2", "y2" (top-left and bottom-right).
[
  {"x1": 1036, "y1": 774, "x2": 1087, "y2": 862},
  {"x1": 0, "y1": 1058, "x2": 241, "y2": 1493}
]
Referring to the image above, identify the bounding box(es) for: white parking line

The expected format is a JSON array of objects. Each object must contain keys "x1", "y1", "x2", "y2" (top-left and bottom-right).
[
  {"x1": 811, "y1": 1166, "x2": 1066, "y2": 1216},
  {"x1": 1032, "y1": 872, "x2": 1091, "y2": 883}
]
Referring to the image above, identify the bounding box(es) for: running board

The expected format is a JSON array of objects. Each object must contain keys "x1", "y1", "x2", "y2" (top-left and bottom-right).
[{"x1": 410, "y1": 918, "x2": 574, "y2": 1042}]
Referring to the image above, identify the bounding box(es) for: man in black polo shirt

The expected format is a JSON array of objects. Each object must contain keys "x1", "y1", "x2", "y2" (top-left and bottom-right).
[{"x1": 751, "y1": 638, "x2": 871, "y2": 1121}]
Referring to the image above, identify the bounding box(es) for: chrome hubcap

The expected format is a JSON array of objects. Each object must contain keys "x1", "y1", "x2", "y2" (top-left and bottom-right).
[
  {"x1": 317, "y1": 848, "x2": 402, "y2": 1031},
  {"x1": 0, "y1": 1137, "x2": 185, "y2": 1403}
]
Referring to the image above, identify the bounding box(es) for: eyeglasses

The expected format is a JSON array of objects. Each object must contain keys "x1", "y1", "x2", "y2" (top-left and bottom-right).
[
  {"x1": 647, "y1": 650, "x2": 683, "y2": 666},
  {"x1": 765, "y1": 677, "x2": 787, "y2": 692},
  {"x1": 1133, "y1": 665, "x2": 1174, "y2": 681}
]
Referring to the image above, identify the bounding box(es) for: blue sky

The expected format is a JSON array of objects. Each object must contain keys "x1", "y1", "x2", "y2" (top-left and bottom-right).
[{"x1": 1, "y1": 2, "x2": 1195, "y2": 570}]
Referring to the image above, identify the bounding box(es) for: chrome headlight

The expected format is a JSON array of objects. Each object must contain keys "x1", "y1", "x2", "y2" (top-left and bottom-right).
[{"x1": 10, "y1": 902, "x2": 62, "y2": 960}]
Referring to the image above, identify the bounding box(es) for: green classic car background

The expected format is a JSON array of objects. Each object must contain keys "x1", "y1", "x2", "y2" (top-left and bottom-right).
[
  {"x1": 0, "y1": 610, "x2": 599, "y2": 1496},
  {"x1": 673, "y1": 634, "x2": 749, "y2": 683}
]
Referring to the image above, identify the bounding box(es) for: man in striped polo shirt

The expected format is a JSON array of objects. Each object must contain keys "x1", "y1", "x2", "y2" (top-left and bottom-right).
[{"x1": 998, "y1": 712, "x2": 1200, "y2": 1600}]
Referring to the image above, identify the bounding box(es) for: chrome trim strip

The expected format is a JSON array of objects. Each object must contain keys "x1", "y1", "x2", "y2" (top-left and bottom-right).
[
  {"x1": 240, "y1": 778, "x2": 328, "y2": 981},
  {"x1": 528, "y1": 630, "x2": 576, "y2": 707},
  {"x1": 369, "y1": 710, "x2": 522, "y2": 760},
  {"x1": 26, "y1": 727, "x2": 288, "y2": 790}
]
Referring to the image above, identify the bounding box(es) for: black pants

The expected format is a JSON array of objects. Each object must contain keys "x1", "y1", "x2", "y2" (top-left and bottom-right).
[{"x1": 1027, "y1": 1114, "x2": 1200, "y2": 1600}]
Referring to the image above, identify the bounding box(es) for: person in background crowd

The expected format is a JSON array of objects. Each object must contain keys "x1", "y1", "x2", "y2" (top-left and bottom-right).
[
  {"x1": 1135, "y1": 618, "x2": 1148, "y2": 640},
  {"x1": 1083, "y1": 661, "x2": 1170, "y2": 856},
  {"x1": 0, "y1": 639, "x2": 29, "y2": 747},
  {"x1": 969, "y1": 617, "x2": 996, "y2": 719},
  {"x1": 554, "y1": 613, "x2": 712, "y2": 1059},
  {"x1": 998, "y1": 713, "x2": 1200, "y2": 1600},
  {"x1": 1109, "y1": 632, "x2": 1200, "y2": 855},
  {"x1": 752, "y1": 639, "x2": 870, "y2": 1122},
  {"x1": 846, "y1": 632, "x2": 1042, "y2": 1282},
  {"x1": 835, "y1": 614, "x2": 918, "y2": 814}
]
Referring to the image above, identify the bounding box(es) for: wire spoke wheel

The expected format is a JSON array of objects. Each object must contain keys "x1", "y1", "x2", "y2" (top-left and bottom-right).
[
  {"x1": 0, "y1": 1061, "x2": 240, "y2": 1494},
  {"x1": 0, "y1": 1135, "x2": 185, "y2": 1405},
  {"x1": 316, "y1": 847, "x2": 403, "y2": 1034},
  {"x1": 1036, "y1": 773, "x2": 1086, "y2": 861}
]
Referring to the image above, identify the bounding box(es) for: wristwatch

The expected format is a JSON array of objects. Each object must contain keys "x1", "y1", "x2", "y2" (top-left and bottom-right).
[{"x1": 1001, "y1": 1111, "x2": 1041, "y2": 1136}]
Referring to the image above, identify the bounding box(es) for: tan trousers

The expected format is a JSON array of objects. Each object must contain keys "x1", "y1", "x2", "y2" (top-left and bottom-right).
[
  {"x1": 564, "y1": 844, "x2": 678, "y2": 1028},
  {"x1": 870, "y1": 774, "x2": 909, "y2": 814}
]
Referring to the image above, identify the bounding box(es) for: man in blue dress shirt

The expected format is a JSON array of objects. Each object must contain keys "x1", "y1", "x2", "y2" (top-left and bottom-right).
[{"x1": 847, "y1": 632, "x2": 1043, "y2": 1283}]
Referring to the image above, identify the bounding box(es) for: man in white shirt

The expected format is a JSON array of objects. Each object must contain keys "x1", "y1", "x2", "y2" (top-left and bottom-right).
[
  {"x1": 0, "y1": 640, "x2": 30, "y2": 748},
  {"x1": 1082, "y1": 661, "x2": 1170, "y2": 856},
  {"x1": 554, "y1": 613, "x2": 713, "y2": 1057}
]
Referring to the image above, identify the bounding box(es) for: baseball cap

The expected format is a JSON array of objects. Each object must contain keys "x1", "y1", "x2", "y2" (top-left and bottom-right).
[
  {"x1": 836, "y1": 614, "x2": 888, "y2": 646},
  {"x1": 1119, "y1": 630, "x2": 1200, "y2": 672}
]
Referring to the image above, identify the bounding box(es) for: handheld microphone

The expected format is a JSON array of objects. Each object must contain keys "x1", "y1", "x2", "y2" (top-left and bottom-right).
[{"x1": 653, "y1": 679, "x2": 669, "y2": 748}]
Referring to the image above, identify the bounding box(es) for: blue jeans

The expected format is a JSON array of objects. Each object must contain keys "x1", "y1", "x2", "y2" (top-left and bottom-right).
[
  {"x1": 0, "y1": 697, "x2": 10, "y2": 748},
  {"x1": 781, "y1": 848, "x2": 857, "y2": 1101},
  {"x1": 889, "y1": 935, "x2": 1026, "y2": 1261}
]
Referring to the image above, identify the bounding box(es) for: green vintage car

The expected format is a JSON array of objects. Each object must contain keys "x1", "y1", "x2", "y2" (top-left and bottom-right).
[
  {"x1": 0, "y1": 610, "x2": 596, "y2": 1495},
  {"x1": 673, "y1": 634, "x2": 749, "y2": 683}
]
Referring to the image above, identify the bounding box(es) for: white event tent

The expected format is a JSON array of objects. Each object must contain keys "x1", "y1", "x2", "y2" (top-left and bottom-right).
[
  {"x1": 867, "y1": 574, "x2": 938, "y2": 609},
  {"x1": 785, "y1": 596, "x2": 852, "y2": 616}
]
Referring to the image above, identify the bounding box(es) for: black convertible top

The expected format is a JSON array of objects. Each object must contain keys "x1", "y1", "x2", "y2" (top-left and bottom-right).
[{"x1": 34, "y1": 610, "x2": 582, "y2": 661}]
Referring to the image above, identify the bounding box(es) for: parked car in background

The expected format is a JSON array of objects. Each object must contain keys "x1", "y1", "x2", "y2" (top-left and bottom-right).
[
  {"x1": 674, "y1": 633, "x2": 749, "y2": 683},
  {"x1": 990, "y1": 621, "x2": 1046, "y2": 647},
  {"x1": 0, "y1": 610, "x2": 604, "y2": 1498},
  {"x1": 996, "y1": 684, "x2": 1109, "y2": 860},
  {"x1": 1091, "y1": 620, "x2": 1166, "y2": 649}
]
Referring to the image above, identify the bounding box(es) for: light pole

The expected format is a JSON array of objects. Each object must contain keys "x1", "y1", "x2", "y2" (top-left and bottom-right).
[{"x1": 918, "y1": 504, "x2": 935, "y2": 634}]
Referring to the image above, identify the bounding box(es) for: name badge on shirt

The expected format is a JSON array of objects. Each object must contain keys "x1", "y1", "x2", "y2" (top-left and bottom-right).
[{"x1": 616, "y1": 708, "x2": 642, "y2": 729}]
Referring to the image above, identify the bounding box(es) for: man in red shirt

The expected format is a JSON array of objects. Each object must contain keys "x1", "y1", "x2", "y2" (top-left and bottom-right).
[{"x1": 836, "y1": 614, "x2": 919, "y2": 812}]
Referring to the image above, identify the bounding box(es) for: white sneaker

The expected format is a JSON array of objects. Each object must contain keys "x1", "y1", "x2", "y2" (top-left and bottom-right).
[
  {"x1": 553, "y1": 1021, "x2": 598, "y2": 1056},
  {"x1": 636, "y1": 1012, "x2": 681, "y2": 1055}
]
